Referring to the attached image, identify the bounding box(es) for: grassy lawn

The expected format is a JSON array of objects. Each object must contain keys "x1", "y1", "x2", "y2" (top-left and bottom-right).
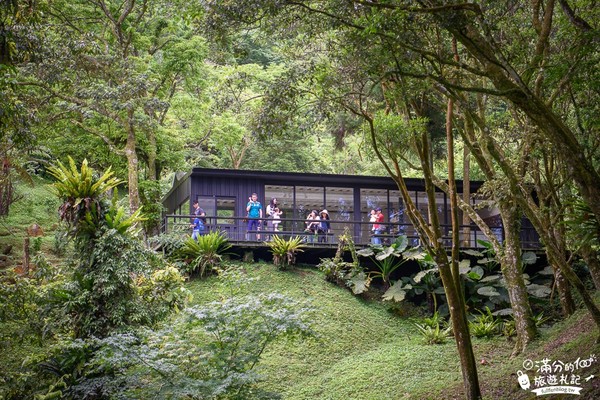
[
  {"x1": 188, "y1": 262, "x2": 560, "y2": 400},
  {"x1": 0, "y1": 177, "x2": 61, "y2": 261}
]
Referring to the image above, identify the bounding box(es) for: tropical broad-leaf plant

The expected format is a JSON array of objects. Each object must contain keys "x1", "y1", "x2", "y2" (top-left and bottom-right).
[
  {"x1": 176, "y1": 231, "x2": 233, "y2": 278},
  {"x1": 48, "y1": 156, "x2": 122, "y2": 237},
  {"x1": 265, "y1": 235, "x2": 306, "y2": 270},
  {"x1": 356, "y1": 235, "x2": 414, "y2": 289},
  {"x1": 398, "y1": 251, "x2": 445, "y2": 313},
  {"x1": 460, "y1": 241, "x2": 544, "y2": 314}
]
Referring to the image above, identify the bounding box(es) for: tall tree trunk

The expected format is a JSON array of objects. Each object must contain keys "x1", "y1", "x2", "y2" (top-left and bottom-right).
[
  {"x1": 551, "y1": 263, "x2": 576, "y2": 317},
  {"x1": 498, "y1": 203, "x2": 538, "y2": 355},
  {"x1": 436, "y1": 251, "x2": 482, "y2": 399},
  {"x1": 125, "y1": 112, "x2": 140, "y2": 213},
  {"x1": 548, "y1": 226, "x2": 576, "y2": 316},
  {"x1": 580, "y1": 245, "x2": 600, "y2": 291},
  {"x1": 22, "y1": 237, "x2": 30, "y2": 276},
  {"x1": 146, "y1": 128, "x2": 158, "y2": 181},
  {"x1": 0, "y1": 156, "x2": 14, "y2": 216},
  {"x1": 462, "y1": 145, "x2": 471, "y2": 247},
  {"x1": 366, "y1": 113, "x2": 482, "y2": 399},
  {"x1": 446, "y1": 93, "x2": 481, "y2": 399}
]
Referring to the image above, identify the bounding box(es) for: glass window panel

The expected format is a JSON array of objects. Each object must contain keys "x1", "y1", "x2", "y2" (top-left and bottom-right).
[
  {"x1": 216, "y1": 197, "x2": 235, "y2": 225},
  {"x1": 265, "y1": 185, "x2": 294, "y2": 231},
  {"x1": 360, "y1": 188, "x2": 387, "y2": 242},
  {"x1": 325, "y1": 187, "x2": 354, "y2": 239},
  {"x1": 415, "y1": 191, "x2": 446, "y2": 227},
  {"x1": 475, "y1": 198, "x2": 503, "y2": 246},
  {"x1": 295, "y1": 186, "x2": 324, "y2": 218},
  {"x1": 389, "y1": 190, "x2": 404, "y2": 235}
]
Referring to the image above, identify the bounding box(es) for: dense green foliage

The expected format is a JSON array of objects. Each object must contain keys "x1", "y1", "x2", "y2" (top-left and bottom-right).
[
  {"x1": 264, "y1": 235, "x2": 306, "y2": 270},
  {"x1": 1, "y1": 0, "x2": 600, "y2": 398},
  {"x1": 174, "y1": 231, "x2": 233, "y2": 277},
  {"x1": 46, "y1": 159, "x2": 188, "y2": 338}
]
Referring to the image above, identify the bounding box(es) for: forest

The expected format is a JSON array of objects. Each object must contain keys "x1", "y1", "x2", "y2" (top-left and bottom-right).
[{"x1": 1, "y1": 1, "x2": 599, "y2": 399}]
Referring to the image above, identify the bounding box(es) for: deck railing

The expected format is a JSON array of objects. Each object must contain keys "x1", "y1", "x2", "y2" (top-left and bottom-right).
[{"x1": 161, "y1": 214, "x2": 541, "y2": 250}]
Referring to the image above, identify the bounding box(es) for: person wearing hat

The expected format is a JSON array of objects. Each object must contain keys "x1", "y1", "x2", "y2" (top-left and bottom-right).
[
  {"x1": 372, "y1": 207, "x2": 385, "y2": 244},
  {"x1": 318, "y1": 209, "x2": 331, "y2": 243}
]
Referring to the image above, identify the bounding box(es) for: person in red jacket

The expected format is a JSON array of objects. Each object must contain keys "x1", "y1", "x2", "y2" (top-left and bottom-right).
[{"x1": 372, "y1": 207, "x2": 385, "y2": 245}]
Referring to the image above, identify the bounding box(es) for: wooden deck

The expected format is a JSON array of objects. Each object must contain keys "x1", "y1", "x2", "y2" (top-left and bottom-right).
[{"x1": 161, "y1": 215, "x2": 542, "y2": 251}]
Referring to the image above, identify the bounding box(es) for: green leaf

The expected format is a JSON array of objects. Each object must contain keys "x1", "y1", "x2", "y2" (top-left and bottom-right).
[
  {"x1": 538, "y1": 265, "x2": 554, "y2": 275},
  {"x1": 392, "y1": 235, "x2": 408, "y2": 252},
  {"x1": 461, "y1": 249, "x2": 483, "y2": 257},
  {"x1": 414, "y1": 268, "x2": 438, "y2": 283},
  {"x1": 382, "y1": 280, "x2": 410, "y2": 302},
  {"x1": 480, "y1": 274, "x2": 501, "y2": 283},
  {"x1": 458, "y1": 259, "x2": 471, "y2": 274},
  {"x1": 349, "y1": 272, "x2": 370, "y2": 294},
  {"x1": 492, "y1": 308, "x2": 513, "y2": 316},
  {"x1": 356, "y1": 248, "x2": 375, "y2": 257},
  {"x1": 468, "y1": 266, "x2": 484, "y2": 280},
  {"x1": 527, "y1": 284, "x2": 551, "y2": 298},
  {"x1": 477, "y1": 286, "x2": 501, "y2": 297},
  {"x1": 522, "y1": 252, "x2": 537, "y2": 265}
]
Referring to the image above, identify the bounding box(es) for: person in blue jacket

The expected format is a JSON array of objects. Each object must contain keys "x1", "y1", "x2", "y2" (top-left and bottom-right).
[
  {"x1": 191, "y1": 200, "x2": 206, "y2": 240},
  {"x1": 191, "y1": 215, "x2": 205, "y2": 240},
  {"x1": 246, "y1": 193, "x2": 263, "y2": 240}
]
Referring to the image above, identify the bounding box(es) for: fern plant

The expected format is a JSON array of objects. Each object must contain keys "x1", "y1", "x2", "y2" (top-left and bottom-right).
[
  {"x1": 104, "y1": 196, "x2": 145, "y2": 235},
  {"x1": 176, "y1": 231, "x2": 233, "y2": 278},
  {"x1": 265, "y1": 235, "x2": 306, "y2": 270},
  {"x1": 414, "y1": 322, "x2": 452, "y2": 345},
  {"x1": 47, "y1": 157, "x2": 122, "y2": 232},
  {"x1": 469, "y1": 308, "x2": 500, "y2": 338}
]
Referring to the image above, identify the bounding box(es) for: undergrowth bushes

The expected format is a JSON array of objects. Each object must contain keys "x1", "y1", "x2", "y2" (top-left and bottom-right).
[{"x1": 37, "y1": 268, "x2": 315, "y2": 400}]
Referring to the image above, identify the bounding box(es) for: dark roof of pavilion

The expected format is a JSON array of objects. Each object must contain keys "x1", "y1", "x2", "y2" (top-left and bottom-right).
[{"x1": 190, "y1": 167, "x2": 482, "y2": 192}]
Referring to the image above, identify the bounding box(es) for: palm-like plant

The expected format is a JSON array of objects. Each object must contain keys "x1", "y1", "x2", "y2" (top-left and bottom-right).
[
  {"x1": 177, "y1": 231, "x2": 232, "y2": 277},
  {"x1": 265, "y1": 235, "x2": 306, "y2": 270},
  {"x1": 47, "y1": 157, "x2": 122, "y2": 233},
  {"x1": 104, "y1": 196, "x2": 145, "y2": 235}
]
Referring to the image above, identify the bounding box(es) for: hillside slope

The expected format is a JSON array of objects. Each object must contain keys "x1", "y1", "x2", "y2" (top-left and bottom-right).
[{"x1": 187, "y1": 263, "x2": 600, "y2": 399}]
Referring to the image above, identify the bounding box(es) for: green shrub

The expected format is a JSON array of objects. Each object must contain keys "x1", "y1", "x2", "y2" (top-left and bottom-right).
[
  {"x1": 69, "y1": 287, "x2": 315, "y2": 399},
  {"x1": 469, "y1": 308, "x2": 500, "y2": 338},
  {"x1": 501, "y1": 318, "x2": 516, "y2": 338},
  {"x1": 138, "y1": 264, "x2": 192, "y2": 318},
  {"x1": 318, "y1": 227, "x2": 363, "y2": 292},
  {"x1": 150, "y1": 229, "x2": 188, "y2": 259},
  {"x1": 421, "y1": 311, "x2": 445, "y2": 329},
  {"x1": 265, "y1": 235, "x2": 306, "y2": 270},
  {"x1": 357, "y1": 236, "x2": 411, "y2": 288},
  {"x1": 49, "y1": 228, "x2": 157, "y2": 337},
  {"x1": 414, "y1": 322, "x2": 452, "y2": 345},
  {"x1": 176, "y1": 231, "x2": 233, "y2": 277}
]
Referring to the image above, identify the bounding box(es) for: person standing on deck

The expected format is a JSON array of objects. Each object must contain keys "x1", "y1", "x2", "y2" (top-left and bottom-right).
[
  {"x1": 246, "y1": 193, "x2": 263, "y2": 240},
  {"x1": 372, "y1": 207, "x2": 385, "y2": 245}
]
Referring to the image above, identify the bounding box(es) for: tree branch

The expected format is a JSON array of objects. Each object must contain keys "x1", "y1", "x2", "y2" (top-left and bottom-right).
[
  {"x1": 69, "y1": 119, "x2": 125, "y2": 156},
  {"x1": 558, "y1": 0, "x2": 593, "y2": 31}
]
